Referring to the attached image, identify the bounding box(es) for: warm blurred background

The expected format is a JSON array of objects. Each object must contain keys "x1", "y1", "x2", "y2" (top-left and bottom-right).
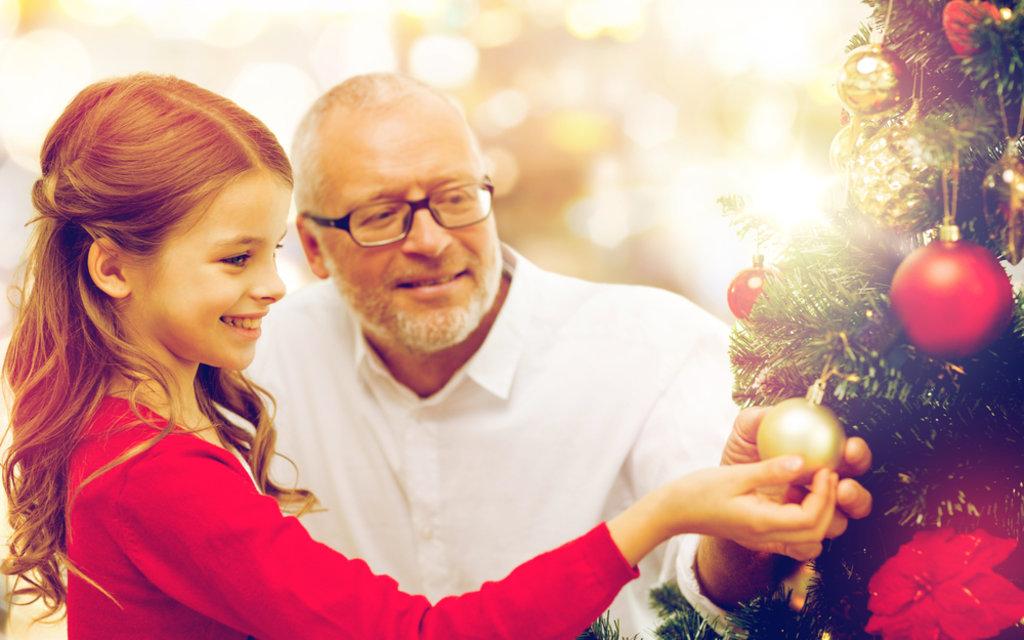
[{"x1": 0, "y1": 0, "x2": 872, "y2": 339}]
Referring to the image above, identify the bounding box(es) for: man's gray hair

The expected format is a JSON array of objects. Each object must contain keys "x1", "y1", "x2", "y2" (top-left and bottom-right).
[{"x1": 291, "y1": 72, "x2": 478, "y2": 215}]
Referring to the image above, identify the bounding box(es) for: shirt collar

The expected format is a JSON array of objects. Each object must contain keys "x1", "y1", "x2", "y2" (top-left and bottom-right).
[
  {"x1": 463, "y1": 244, "x2": 525, "y2": 400},
  {"x1": 351, "y1": 306, "x2": 371, "y2": 370}
]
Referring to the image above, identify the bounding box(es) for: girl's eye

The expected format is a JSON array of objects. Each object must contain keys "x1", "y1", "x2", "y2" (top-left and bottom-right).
[{"x1": 222, "y1": 253, "x2": 250, "y2": 267}]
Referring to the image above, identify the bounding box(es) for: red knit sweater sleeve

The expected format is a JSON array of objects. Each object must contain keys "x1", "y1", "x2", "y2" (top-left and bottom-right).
[{"x1": 76, "y1": 429, "x2": 637, "y2": 639}]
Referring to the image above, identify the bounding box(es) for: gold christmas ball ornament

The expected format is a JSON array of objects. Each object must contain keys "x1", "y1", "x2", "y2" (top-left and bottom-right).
[
  {"x1": 829, "y1": 122, "x2": 859, "y2": 171},
  {"x1": 982, "y1": 143, "x2": 1024, "y2": 264},
  {"x1": 848, "y1": 124, "x2": 940, "y2": 232},
  {"x1": 837, "y1": 43, "x2": 911, "y2": 117},
  {"x1": 757, "y1": 398, "x2": 847, "y2": 482}
]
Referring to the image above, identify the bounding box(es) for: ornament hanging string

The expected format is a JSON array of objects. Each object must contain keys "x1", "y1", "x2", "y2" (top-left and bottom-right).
[
  {"x1": 755, "y1": 224, "x2": 764, "y2": 265},
  {"x1": 993, "y1": 67, "x2": 1024, "y2": 143},
  {"x1": 878, "y1": 0, "x2": 895, "y2": 44},
  {"x1": 912, "y1": 59, "x2": 925, "y2": 110},
  {"x1": 941, "y1": 154, "x2": 961, "y2": 229}
]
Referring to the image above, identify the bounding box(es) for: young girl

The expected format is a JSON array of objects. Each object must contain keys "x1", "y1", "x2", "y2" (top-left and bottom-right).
[{"x1": 2, "y1": 73, "x2": 837, "y2": 639}]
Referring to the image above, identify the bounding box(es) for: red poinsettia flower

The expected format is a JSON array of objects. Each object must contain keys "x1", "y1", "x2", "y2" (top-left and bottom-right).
[{"x1": 865, "y1": 527, "x2": 1024, "y2": 640}]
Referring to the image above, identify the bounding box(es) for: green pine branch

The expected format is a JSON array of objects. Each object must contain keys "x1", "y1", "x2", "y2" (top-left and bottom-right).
[
  {"x1": 576, "y1": 613, "x2": 641, "y2": 640},
  {"x1": 706, "y1": 1, "x2": 1024, "y2": 637}
]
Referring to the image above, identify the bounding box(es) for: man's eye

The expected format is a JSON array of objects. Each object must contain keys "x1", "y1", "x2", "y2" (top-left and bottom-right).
[
  {"x1": 435, "y1": 187, "x2": 478, "y2": 209},
  {"x1": 357, "y1": 206, "x2": 404, "y2": 228},
  {"x1": 222, "y1": 253, "x2": 250, "y2": 267}
]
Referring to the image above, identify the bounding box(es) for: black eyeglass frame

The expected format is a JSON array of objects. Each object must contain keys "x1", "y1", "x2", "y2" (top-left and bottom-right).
[{"x1": 303, "y1": 180, "x2": 495, "y2": 247}]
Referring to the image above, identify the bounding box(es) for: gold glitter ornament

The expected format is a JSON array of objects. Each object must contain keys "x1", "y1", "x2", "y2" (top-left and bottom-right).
[
  {"x1": 847, "y1": 122, "x2": 939, "y2": 232},
  {"x1": 982, "y1": 142, "x2": 1024, "y2": 264},
  {"x1": 830, "y1": 122, "x2": 859, "y2": 171},
  {"x1": 836, "y1": 42, "x2": 911, "y2": 118}
]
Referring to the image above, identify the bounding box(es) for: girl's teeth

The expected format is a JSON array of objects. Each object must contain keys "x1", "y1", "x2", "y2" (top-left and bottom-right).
[{"x1": 221, "y1": 317, "x2": 261, "y2": 329}]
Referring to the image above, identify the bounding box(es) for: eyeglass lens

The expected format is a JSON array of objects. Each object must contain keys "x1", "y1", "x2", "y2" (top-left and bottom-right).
[{"x1": 350, "y1": 184, "x2": 491, "y2": 245}]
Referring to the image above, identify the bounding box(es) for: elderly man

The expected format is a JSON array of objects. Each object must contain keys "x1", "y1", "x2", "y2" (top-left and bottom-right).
[{"x1": 250, "y1": 72, "x2": 872, "y2": 637}]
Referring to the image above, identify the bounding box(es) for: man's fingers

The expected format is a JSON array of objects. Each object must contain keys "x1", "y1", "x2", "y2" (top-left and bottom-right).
[
  {"x1": 837, "y1": 477, "x2": 873, "y2": 519},
  {"x1": 733, "y1": 406, "x2": 770, "y2": 442},
  {"x1": 721, "y1": 406, "x2": 769, "y2": 465},
  {"x1": 838, "y1": 436, "x2": 872, "y2": 477}
]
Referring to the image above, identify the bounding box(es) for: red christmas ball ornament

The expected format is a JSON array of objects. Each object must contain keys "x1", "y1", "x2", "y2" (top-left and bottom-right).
[
  {"x1": 727, "y1": 255, "x2": 779, "y2": 320},
  {"x1": 890, "y1": 225, "x2": 1013, "y2": 358},
  {"x1": 943, "y1": 0, "x2": 1001, "y2": 55}
]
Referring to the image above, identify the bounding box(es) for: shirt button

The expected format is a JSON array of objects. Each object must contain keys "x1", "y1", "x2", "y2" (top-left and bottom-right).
[{"x1": 418, "y1": 523, "x2": 435, "y2": 539}]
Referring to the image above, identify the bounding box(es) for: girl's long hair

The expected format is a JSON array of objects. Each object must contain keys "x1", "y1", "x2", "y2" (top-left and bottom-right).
[{"x1": 1, "y1": 73, "x2": 316, "y2": 617}]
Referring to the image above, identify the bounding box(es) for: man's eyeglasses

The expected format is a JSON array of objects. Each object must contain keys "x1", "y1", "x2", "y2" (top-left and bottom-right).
[{"x1": 304, "y1": 180, "x2": 494, "y2": 247}]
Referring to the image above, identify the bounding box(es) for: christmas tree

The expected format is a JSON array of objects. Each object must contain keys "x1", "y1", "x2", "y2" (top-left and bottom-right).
[{"x1": 585, "y1": 1, "x2": 1024, "y2": 639}]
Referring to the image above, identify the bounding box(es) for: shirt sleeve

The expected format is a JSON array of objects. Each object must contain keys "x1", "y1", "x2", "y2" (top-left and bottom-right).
[
  {"x1": 658, "y1": 533, "x2": 732, "y2": 631},
  {"x1": 103, "y1": 435, "x2": 638, "y2": 639}
]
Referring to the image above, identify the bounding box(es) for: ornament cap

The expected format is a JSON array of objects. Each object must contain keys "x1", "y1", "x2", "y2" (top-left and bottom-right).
[
  {"x1": 805, "y1": 379, "x2": 827, "y2": 405},
  {"x1": 1002, "y1": 139, "x2": 1022, "y2": 160},
  {"x1": 939, "y1": 224, "x2": 961, "y2": 242}
]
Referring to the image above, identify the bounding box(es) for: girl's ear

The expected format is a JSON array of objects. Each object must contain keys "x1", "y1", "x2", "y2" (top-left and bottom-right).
[{"x1": 87, "y1": 240, "x2": 132, "y2": 298}]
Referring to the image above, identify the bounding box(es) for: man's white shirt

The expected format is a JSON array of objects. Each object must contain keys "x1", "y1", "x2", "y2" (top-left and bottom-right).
[{"x1": 250, "y1": 246, "x2": 736, "y2": 637}]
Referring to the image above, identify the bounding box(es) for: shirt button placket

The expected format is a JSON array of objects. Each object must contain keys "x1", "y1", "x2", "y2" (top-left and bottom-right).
[{"x1": 407, "y1": 417, "x2": 446, "y2": 594}]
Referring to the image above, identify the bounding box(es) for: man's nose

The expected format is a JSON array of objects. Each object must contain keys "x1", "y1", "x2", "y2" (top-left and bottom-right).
[{"x1": 400, "y1": 206, "x2": 450, "y2": 257}]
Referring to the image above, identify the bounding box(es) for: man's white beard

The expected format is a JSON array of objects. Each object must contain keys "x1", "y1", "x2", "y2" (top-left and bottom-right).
[{"x1": 333, "y1": 244, "x2": 503, "y2": 355}]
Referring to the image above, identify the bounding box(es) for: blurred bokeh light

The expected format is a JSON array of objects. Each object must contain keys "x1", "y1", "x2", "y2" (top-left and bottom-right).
[
  {"x1": 0, "y1": 0, "x2": 873, "y2": 341},
  {"x1": 0, "y1": 28, "x2": 92, "y2": 170}
]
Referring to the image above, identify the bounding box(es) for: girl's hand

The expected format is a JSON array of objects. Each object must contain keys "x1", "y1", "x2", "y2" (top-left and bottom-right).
[
  {"x1": 608, "y1": 456, "x2": 837, "y2": 567},
  {"x1": 665, "y1": 458, "x2": 838, "y2": 561}
]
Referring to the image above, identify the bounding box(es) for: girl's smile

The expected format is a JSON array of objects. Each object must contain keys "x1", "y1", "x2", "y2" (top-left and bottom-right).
[{"x1": 220, "y1": 314, "x2": 267, "y2": 339}]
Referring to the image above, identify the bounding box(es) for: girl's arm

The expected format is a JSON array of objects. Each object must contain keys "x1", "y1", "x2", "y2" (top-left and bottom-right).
[
  {"x1": 74, "y1": 433, "x2": 633, "y2": 640},
  {"x1": 74, "y1": 431, "x2": 833, "y2": 639}
]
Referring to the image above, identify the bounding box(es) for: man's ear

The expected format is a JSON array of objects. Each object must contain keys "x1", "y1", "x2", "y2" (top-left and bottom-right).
[
  {"x1": 87, "y1": 239, "x2": 132, "y2": 298},
  {"x1": 295, "y1": 215, "x2": 332, "y2": 280}
]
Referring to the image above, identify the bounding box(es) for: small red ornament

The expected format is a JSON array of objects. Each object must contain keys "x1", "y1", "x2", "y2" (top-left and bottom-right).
[
  {"x1": 865, "y1": 528, "x2": 1024, "y2": 640},
  {"x1": 727, "y1": 254, "x2": 779, "y2": 320},
  {"x1": 943, "y1": 0, "x2": 1001, "y2": 55},
  {"x1": 890, "y1": 226, "x2": 1013, "y2": 358}
]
